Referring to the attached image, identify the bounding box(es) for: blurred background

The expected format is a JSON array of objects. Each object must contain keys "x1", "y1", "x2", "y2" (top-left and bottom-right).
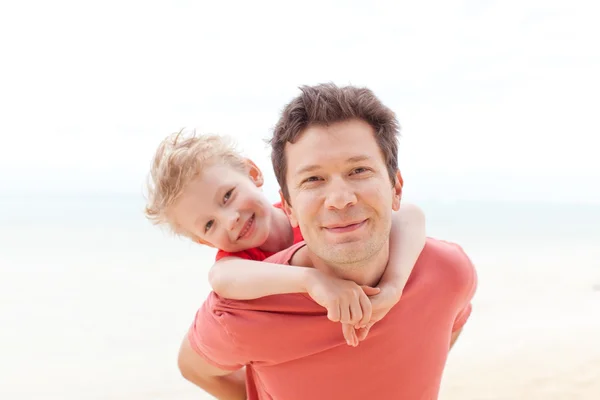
[{"x1": 1, "y1": 0, "x2": 599, "y2": 399}]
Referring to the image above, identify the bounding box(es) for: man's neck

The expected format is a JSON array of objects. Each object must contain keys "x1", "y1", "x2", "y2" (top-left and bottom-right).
[
  {"x1": 258, "y1": 207, "x2": 295, "y2": 253},
  {"x1": 297, "y1": 240, "x2": 390, "y2": 287}
]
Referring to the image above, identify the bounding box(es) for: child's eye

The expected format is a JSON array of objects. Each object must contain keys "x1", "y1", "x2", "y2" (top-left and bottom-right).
[
  {"x1": 205, "y1": 220, "x2": 214, "y2": 232},
  {"x1": 223, "y1": 189, "x2": 234, "y2": 203}
]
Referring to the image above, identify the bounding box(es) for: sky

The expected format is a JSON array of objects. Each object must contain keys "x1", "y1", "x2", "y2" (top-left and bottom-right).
[{"x1": 0, "y1": 0, "x2": 599, "y2": 203}]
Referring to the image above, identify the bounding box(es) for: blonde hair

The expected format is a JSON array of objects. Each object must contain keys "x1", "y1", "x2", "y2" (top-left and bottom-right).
[{"x1": 144, "y1": 129, "x2": 246, "y2": 238}]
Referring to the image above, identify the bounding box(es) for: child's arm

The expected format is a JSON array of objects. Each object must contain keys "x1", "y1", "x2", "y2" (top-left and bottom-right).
[
  {"x1": 209, "y1": 258, "x2": 379, "y2": 328},
  {"x1": 209, "y1": 202, "x2": 425, "y2": 301},
  {"x1": 379, "y1": 202, "x2": 427, "y2": 298},
  {"x1": 355, "y1": 202, "x2": 426, "y2": 337},
  {"x1": 209, "y1": 258, "x2": 315, "y2": 300}
]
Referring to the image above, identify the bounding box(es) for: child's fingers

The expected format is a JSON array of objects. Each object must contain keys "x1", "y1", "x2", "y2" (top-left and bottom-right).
[
  {"x1": 356, "y1": 325, "x2": 371, "y2": 341},
  {"x1": 349, "y1": 298, "x2": 363, "y2": 326},
  {"x1": 327, "y1": 302, "x2": 341, "y2": 322},
  {"x1": 351, "y1": 328, "x2": 358, "y2": 346},
  {"x1": 360, "y1": 285, "x2": 381, "y2": 296},
  {"x1": 339, "y1": 302, "x2": 351, "y2": 324},
  {"x1": 356, "y1": 292, "x2": 372, "y2": 328},
  {"x1": 342, "y1": 323, "x2": 358, "y2": 347},
  {"x1": 356, "y1": 322, "x2": 376, "y2": 341}
]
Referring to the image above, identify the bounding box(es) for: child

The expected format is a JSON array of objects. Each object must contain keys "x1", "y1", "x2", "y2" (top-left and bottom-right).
[{"x1": 145, "y1": 130, "x2": 426, "y2": 346}]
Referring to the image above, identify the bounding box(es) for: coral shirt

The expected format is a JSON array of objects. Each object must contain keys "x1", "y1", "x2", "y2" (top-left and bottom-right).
[
  {"x1": 215, "y1": 202, "x2": 303, "y2": 262},
  {"x1": 188, "y1": 238, "x2": 477, "y2": 400}
]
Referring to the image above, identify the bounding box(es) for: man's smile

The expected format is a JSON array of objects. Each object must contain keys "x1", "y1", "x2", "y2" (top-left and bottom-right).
[{"x1": 322, "y1": 219, "x2": 368, "y2": 234}]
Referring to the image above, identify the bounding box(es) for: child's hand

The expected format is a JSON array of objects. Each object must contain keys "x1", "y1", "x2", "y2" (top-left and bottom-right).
[
  {"x1": 354, "y1": 285, "x2": 402, "y2": 342},
  {"x1": 305, "y1": 271, "x2": 380, "y2": 337}
]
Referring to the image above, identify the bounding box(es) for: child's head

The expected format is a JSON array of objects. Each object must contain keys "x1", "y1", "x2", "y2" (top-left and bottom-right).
[{"x1": 144, "y1": 129, "x2": 275, "y2": 252}]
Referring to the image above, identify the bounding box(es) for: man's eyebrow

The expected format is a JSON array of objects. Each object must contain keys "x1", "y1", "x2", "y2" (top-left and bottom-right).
[
  {"x1": 295, "y1": 164, "x2": 320, "y2": 175},
  {"x1": 346, "y1": 155, "x2": 372, "y2": 163},
  {"x1": 294, "y1": 155, "x2": 373, "y2": 176}
]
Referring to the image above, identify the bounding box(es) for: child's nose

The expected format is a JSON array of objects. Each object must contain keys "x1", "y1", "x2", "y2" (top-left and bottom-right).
[{"x1": 226, "y1": 211, "x2": 241, "y2": 231}]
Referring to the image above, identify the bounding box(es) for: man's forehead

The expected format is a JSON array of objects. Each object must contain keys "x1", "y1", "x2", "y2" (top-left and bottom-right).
[
  {"x1": 286, "y1": 119, "x2": 377, "y2": 149},
  {"x1": 283, "y1": 119, "x2": 383, "y2": 170},
  {"x1": 285, "y1": 137, "x2": 384, "y2": 172}
]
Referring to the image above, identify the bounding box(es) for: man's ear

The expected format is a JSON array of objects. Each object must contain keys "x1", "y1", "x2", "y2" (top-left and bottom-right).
[
  {"x1": 392, "y1": 170, "x2": 403, "y2": 211},
  {"x1": 245, "y1": 159, "x2": 264, "y2": 187},
  {"x1": 279, "y1": 190, "x2": 298, "y2": 228}
]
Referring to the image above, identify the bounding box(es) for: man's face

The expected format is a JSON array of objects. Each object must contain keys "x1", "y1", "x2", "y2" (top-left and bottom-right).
[
  {"x1": 282, "y1": 119, "x2": 403, "y2": 266},
  {"x1": 169, "y1": 160, "x2": 274, "y2": 252}
]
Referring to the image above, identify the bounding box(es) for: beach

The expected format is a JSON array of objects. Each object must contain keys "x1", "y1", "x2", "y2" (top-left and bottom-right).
[
  {"x1": 1, "y1": 194, "x2": 599, "y2": 399},
  {"x1": 440, "y1": 241, "x2": 600, "y2": 400}
]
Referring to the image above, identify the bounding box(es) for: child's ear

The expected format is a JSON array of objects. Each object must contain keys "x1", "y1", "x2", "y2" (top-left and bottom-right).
[
  {"x1": 245, "y1": 159, "x2": 264, "y2": 187},
  {"x1": 279, "y1": 190, "x2": 298, "y2": 227},
  {"x1": 392, "y1": 170, "x2": 403, "y2": 211}
]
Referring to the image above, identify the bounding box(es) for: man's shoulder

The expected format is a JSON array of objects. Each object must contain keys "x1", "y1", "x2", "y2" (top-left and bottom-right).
[
  {"x1": 421, "y1": 237, "x2": 471, "y2": 260},
  {"x1": 417, "y1": 238, "x2": 477, "y2": 288},
  {"x1": 263, "y1": 241, "x2": 307, "y2": 265},
  {"x1": 199, "y1": 288, "x2": 322, "y2": 362}
]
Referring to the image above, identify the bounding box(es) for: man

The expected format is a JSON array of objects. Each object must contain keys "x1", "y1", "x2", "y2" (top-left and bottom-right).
[{"x1": 178, "y1": 83, "x2": 477, "y2": 399}]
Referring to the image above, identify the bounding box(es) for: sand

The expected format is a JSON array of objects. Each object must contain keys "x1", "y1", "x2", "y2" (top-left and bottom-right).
[{"x1": 1, "y1": 205, "x2": 599, "y2": 399}]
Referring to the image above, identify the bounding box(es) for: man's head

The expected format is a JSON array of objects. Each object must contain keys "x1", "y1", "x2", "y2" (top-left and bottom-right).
[
  {"x1": 145, "y1": 130, "x2": 274, "y2": 252},
  {"x1": 271, "y1": 83, "x2": 403, "y2": 267},
  {"x1": 271, "y1": 83, "x2": 400, "y2": 204}
]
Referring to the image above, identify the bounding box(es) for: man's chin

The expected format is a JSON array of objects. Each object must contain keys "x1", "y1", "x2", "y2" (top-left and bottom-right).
[
  {"x1": 324, "y1": 237, "x2": 365, "y2": 246},
  {"x1": 319, "y1": 244, "x2": 370, "y2": 262}
]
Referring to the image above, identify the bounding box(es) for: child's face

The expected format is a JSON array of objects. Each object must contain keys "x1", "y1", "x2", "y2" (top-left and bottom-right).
[{"x1": 169, "y1": 160, "x2": 275, "y2": 252}]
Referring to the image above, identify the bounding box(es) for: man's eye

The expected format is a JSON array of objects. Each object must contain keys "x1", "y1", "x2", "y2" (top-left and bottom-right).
[
  {"x1": 205, "y1": 220, "x2": 214, "y2": 232},
  {"x1": 304, "y1": 176, "x2": 321, "y2": 183},
  {"x1": 352, "y1": 167, "x2": 368, "y2": 174},
  {"x1": 223, "y1": 189, "x2": 234, "y2": 203}
]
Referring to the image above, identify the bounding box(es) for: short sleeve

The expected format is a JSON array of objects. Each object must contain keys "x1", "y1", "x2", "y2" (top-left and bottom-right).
[
  {"x1": 292, "y1": 225, "x2": 304, "y2": 244},
  {"x1": 215, "y1": 249, "x2": 253, "y2": 261},
  {"x1": 448, "y1": 244, "x2": 478, "y2": 332},
  {"x1": 215, "y1": 247, "x2": 273, "y2": 262},
  {"x1": 452, "y1": 303, "x2": 472, "y2": 332},
  {"x1": 187, "y1": 294, "x2": 248, "y2": 371}
]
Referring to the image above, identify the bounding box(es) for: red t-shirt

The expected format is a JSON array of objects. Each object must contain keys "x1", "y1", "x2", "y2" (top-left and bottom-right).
[
  {"x1": 215, "y1": 202, "x2": 303, "y2": 262},
  {"x1": 188, "y1": 238, "x2": 477, "y2": 400}
]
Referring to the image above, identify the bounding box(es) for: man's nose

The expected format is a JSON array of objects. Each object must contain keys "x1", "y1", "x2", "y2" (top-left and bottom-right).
[{"x1": 324, "y1": 177, "x2": 357, "y2": 210}]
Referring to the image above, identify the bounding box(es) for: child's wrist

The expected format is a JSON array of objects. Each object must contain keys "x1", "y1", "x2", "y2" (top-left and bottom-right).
[
  {"x1": 378, "y1": 283, "x2": 403, "y2": 301},
  {"x1": 300, "y1": 268, "x2": 321, "y2": 293}
]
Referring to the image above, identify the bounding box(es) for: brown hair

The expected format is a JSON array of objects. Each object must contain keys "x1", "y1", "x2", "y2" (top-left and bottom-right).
[
  {"x1": 144, "y1": 129, "x2": 246, "y2": 239},
  {"x1": 270, "y1": 83, "x2": 400, "y2": 202}
]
